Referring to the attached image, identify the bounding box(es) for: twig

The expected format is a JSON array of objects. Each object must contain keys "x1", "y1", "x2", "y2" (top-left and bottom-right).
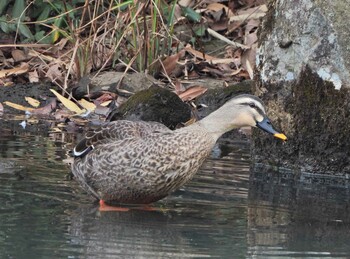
[{"x1": 207, "y1": 28, "x2": 250, "y2": 50}]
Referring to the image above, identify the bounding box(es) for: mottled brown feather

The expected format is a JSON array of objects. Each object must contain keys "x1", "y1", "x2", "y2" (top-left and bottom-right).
[{"x1": 71, "y1": 94, "x2": 280, "y2": 204}]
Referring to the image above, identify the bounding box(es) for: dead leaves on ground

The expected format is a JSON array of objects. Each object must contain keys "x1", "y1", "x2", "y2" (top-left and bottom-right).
[
  {"x1": 0, "y1": 1, "x2": 267, "y2": 89},
  {"x1": 0, "y1": 1, "x2": 267, "y2": 120},
  {"x1": 158, "y1": 1, "x2": 267, "y2": 89}
]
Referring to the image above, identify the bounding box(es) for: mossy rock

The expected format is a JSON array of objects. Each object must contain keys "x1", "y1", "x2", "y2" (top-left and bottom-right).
[{"x1": 108, "y1": 86, "x2": 191, "y2": 129}]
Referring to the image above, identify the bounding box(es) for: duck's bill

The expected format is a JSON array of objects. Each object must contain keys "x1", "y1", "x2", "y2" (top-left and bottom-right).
[{"x1": 256, "y1": 117, "x2": 287, "y2": 141}]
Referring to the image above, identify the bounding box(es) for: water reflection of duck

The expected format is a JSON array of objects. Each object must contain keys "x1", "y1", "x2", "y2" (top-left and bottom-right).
[{"x1": 71, "y1": 94, "x2": 287, "y2": 205}]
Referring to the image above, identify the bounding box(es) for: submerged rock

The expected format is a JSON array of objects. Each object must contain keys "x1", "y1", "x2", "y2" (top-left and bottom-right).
[{"x1": 253, "y1": 0, "x2": 350, "y2": 175}]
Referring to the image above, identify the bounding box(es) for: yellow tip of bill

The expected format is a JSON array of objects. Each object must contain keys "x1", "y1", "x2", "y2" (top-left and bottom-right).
[{"x1": 274, "y1": 133, "x2": 287, "y2": 141}]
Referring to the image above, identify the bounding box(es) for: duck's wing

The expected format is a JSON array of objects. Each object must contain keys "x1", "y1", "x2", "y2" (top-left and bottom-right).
[{"x1": 73, "y1": 120, "x2": 170, "y2": 158}]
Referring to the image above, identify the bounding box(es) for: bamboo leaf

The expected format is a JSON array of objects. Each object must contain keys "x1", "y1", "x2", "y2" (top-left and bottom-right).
[
  {"x1": 78, "y1": 99, "x2": 96, "y2": 111},
  {"x1": 25, "y1": 97, "x2": 40, "y2": 107},
  {"x1": 4, "y1": 101, "x2": 34, "y2": 112},
  {"x1": 50, "y1": 89, "x2": 84, "y2": 114}
]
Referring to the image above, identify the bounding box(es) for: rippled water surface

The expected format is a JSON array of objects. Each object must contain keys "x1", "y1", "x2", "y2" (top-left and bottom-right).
[{"x1": 0, "y1": 119, "x2": 350, "y2": 258}]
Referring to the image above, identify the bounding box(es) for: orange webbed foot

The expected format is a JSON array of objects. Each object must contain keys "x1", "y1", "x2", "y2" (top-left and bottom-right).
[{"x1": 99, "y1": 200, "x2": 130, "y2": 212}]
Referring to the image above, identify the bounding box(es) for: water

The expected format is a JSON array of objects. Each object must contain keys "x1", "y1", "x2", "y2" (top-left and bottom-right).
[{"x1": 0, "y1": 119, "x2": 350, "y2": 258}]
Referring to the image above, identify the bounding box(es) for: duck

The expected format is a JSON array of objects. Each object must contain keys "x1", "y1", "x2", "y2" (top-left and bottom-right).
[{"x1": 71, "y1": 94, "x2": 287, "y2": 205}]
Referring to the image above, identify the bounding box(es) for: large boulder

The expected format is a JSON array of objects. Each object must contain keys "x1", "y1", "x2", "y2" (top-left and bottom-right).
[{"x1": 252, "y1": 0, "x2": 350, "y2": 175}]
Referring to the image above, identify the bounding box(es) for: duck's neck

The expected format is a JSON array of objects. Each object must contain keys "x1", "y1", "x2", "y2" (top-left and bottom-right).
[{"x1": 196, "y1": 107, "x2": 240, "y2": 141}]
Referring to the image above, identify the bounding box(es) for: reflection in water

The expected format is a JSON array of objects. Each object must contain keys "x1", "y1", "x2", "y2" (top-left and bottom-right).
[
  {"x1": 248, "y1": 166, "x2": 350, "y2": 258},
  {"x1": 0, "y1": 126, "x2": 249, "y2": 258},
  {"x1": 0, "y1": 121, "x2": 350, "y2": 258}
]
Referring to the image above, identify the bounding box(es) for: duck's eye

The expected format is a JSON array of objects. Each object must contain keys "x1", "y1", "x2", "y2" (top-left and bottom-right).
[{"x1": 249, "y1": 103, "x2": 256, "y2": 108}]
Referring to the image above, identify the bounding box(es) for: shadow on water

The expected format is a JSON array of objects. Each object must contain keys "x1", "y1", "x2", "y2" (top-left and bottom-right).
[{"x1": 0, "y1": 118, "x2": 350, "y2": 258}]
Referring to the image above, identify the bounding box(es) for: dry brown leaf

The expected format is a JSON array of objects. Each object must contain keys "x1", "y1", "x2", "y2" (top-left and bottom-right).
[
  {"x1": 0, "y1": 63, "x2": 29, "y2": 79},
  {"x1": 162, "y1": 50, "x2": 185, "y2": 75},
  {"x1": 244, "y1": 32, "x2": 258, "y2": 47},
  {"x1": 207, "y1": 3, "x2": 234, "y2": 17},
  {"x1": 4, "y1": 101, "x2": 35, "y2": 112},
  {"x1": 230, "y1": 4, "x2": 267, "y2": 22},
  {"x1": 25, "y1": 97, "x2": 40, "y2": 107},
  {"x1": 11, "y1": 49, "x2": 27, "y2": 62},
  {"x1": 31, "y1": 98, "x2": 57, "y2": 115},
  {"x1": 93, "y1": 92, "x2": 117, "y2": 105},
  {"x1": 178, "y1": 85, "x2": 207, "y2": 101},
  {"x1": 50, "y1": 89, "x2": 84, "y2": 114},
  {"x1": 174, "y1": 80, "x2": 186, "y2": 95},
  {"x1": 28, "y1": 70, "x2": 39, "y2": 83},
  {"x1": 0, "y1": 102, "x2": 3, "y2": 113},
  {"x1": 185, "y1": 46, "x2": 216, "y2": 61},
  {"x1": 46, "y1": 64, "x2": 63, "y2": 82}
]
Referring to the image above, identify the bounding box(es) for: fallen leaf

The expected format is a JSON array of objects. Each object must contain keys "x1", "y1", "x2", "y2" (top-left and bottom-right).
[
  {"x1": 25, "y1": 97, "x2": 40, "y2": 107},
  {"x1": 50, "y1": 89, "x2": 84, "y2": 114},
  {"x1": 161, "y1": 50, "x2": 186, "y2": 75},
  {"x1": 0, "y1": 63, "x2": 29, "y2": 79},
  {"x1": 174, "y1": 80, "x2": 186, "y2": 95},
  {"x1": 92, "y1": 92, "x2": 117, "y2": 105},
  {"x1": 30, "y1": 98, "x2": 57, "y2": 115},
  {"x1": 178, "y1": 85, "x2": 207, "y2": 101},
  {"x1": 0, "y1": 102, "x2": 3, "y2": 113},
  {"x1": 230, "y1": 4, "x2": 267, "y2": 22},
  {"x1": 206, "y1": 3, "x2": 234, "y2": 17},
  {"x1": 11, "y1": 49, "x2": 27, "y2": 62},
  {"x1": 4, "y1": 101, "x2": 35, "y2": 112},
  {"x1": 28, "y1": 70, "x2": 39, "y2": 83},
  {"x1": 100, "y1": 100, "x2": 112, "y2": 106},
  {"x1": 185, "y1": 45, "x2": 216, "y2": 61},
  {"x1": 46, "y1": 64, "x2": 63, "y2": 82},
  {"x1": 78, "y1": 99, "x2": 96, "y2": 111}
]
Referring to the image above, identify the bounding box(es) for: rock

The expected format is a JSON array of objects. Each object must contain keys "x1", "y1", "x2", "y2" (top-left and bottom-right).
[
  {"x1": 253, "y1": 0, "x2": 350, "y2": 175},
  {"x1": 72, "y1": 72, "x2": 159, "y2": 99},
  {"x1": 108, "y1": 86, "x2": 191, "y2": 129},
  {"x1": 258, "y1": 0, "x2": 350, "y2": 89}
]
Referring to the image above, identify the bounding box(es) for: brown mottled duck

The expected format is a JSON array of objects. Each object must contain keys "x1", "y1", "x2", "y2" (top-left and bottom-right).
[{"x1": 72, "y1": 94, "x2": 287, "y2": 205}]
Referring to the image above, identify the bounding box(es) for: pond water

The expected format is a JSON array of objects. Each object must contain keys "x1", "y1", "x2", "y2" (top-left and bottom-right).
[{"x1": 0, "y1": 118, "x2": 350, "y2": 258}]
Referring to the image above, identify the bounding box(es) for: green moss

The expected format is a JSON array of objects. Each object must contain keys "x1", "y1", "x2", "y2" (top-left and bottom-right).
[
  {"x1": 253, "y1": 66, "x2": 350, "y2": 175},
  {"x1": 258, "y1": 0, "x2": 277, "y2": 46},
  {"x1": 109, "y1": 86, "x2": 191, "y2": 129}
]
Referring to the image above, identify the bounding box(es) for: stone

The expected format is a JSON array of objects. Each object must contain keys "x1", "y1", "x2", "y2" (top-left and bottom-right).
[
  {"x1": 252, "y1": 0, "x2": 350, "y2": 175},
  {"x1": 108, "y1": 86, "x2": 191, "y2": 130},
  {"x1": 72, "y1": 72, "x2": 159, "y2": 99}
]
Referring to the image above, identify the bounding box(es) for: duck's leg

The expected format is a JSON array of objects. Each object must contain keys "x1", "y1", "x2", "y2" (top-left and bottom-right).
[{"x1": 98, "y1": 200, "x2": 130, "y2": 212}]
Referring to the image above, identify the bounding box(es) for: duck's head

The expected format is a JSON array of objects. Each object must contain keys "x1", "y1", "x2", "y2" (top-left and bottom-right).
[{"x1": 226, "y1": 94, "x2": 287, "y2": 141}]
